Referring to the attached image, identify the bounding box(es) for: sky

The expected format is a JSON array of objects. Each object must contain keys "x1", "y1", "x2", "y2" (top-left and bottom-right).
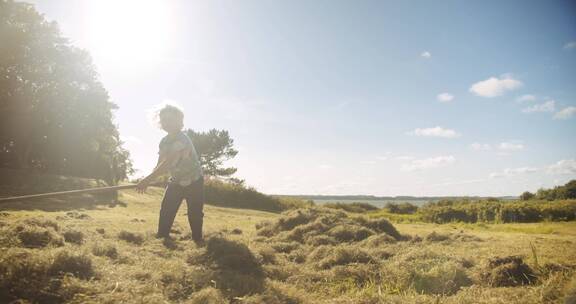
[{"x1": 28, "y1": 0, "x2": 576, "y2": 196}]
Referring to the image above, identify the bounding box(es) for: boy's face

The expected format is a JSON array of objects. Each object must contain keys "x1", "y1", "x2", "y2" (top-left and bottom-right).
[{"x1": 159, "y1": 113, "x2": 183, "y2": 133}]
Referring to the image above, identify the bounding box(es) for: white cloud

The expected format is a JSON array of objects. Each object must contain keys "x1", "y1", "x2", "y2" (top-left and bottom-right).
[
  {"x1": 408, "y1": 126, "x2": 461, "y2": 138},
  {"x1": 522, "y1": 100, "x2": 555, "y2": 113},
  {"x1": 469, "y1": 75, "x2": 523, "y2": 98},
  {"x1": 563, "y1": 41, "x2": 576, "y2": 50},
  {"x1": 516, "y1": 94, "x2": 536, "y2": 103},
  {"x1": 547, "y1": 159, "x2": 576, "y2": 175},
  {"x1": 554, "y1": 106, "x2": 576, "y2": 120},
  {"x1": 421, "y1": 51, "x2": 431, "y2": 59},
  {"x1": 498, "y1": 142, "x2": 524, "y2": 151},
  {"x1": 402, "y1": 156, "x2": 455, "y2": 171},
  {"x1": 395, "y1": 155, "x2": 416, "y2": 161},
  {"x1": 490, "y1": 167, "x2": 539, "y2": 178},
  {"x1": 437, "y1": 93, "x2": 454, "y2": 103},
  {"x1": 470, "y1": 143, "x2": 492, "y2": 151},
  {"x1": 490, "y1": 159, "x2": 576, "y2": 179}
]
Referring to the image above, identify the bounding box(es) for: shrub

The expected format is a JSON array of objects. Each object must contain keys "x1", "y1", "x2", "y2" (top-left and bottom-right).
[
  {"x1": 384, "y1": 202, "x2": 418, "y2": 214},
  {"x1": 324, "y1": 202, "x2": 379, "y2": 213},
  {"x1": 205, "y1": 179, "x2": 310, "y2": 212},
  {"x1": 419, "y1": 199, "x2": 576, "y2": 223}
]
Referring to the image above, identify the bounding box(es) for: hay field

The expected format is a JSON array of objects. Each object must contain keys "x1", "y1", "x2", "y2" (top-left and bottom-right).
[{"x1": 1, "y1": 187, "x2": 575, "y2": 303}]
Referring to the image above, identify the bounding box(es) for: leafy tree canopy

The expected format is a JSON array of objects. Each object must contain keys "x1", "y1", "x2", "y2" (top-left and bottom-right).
[{"x1": 0, "y1": 0, "x2": 133, "y2": 184}]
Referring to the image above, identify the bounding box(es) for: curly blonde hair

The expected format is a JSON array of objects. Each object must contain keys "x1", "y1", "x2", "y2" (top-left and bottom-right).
[{"x1": 148, "y1": 102, "x2": 184, "y2": 129}]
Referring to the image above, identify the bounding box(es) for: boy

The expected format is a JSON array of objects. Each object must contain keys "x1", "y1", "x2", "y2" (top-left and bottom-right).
[{"x1": 135, "y1": 104, "x2": 205, "y2": 245}]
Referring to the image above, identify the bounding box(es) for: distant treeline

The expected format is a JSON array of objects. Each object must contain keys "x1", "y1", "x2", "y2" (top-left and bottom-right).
[
  {"x1": 278, "y1": 194, "x2": 516, "y2": 201},
  {"x1": 520, "y1": 180, "x2": 576, "y2": 201},
  {"x1": 328, "y1": 199, "x2": 576, "y2": 224},
  {"x1": 419, "y1": 199, "x2": 576, "y2": 223}
]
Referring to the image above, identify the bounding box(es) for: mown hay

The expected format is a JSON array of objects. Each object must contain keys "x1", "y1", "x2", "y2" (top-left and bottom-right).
[
  {"x1": 48, "y1": 250, "x2": 95, "y2": 280},
  {"x1": 425, "y1": 231, "x2": 482, "y2": 243},
  {"x1": 65, "y1": 212, "x2": 91, "y2": 220},
  {"x1": 354, "y1": 217, "x2": 401, "y2": 240},
  {"x1": 185, "y1": 287, "x2": 227, "y2": 304},
  {"x1": 381, "y1": 249, "x2": 473, "y2": 295},
  {"x1": 15, "y1": 225, "x2": 64, "y2": 248},
  {"x1": 62, "y1": 230, "x2": 84, "y2": 245},
  {"x1": 327, "y1": 225, "x2": 375, "y2": 242},
  {"x1": 316, "y1": 247, "x2": 376, "y2": 270},
  {"x1": 21, "y1": 218, "x2": 60, "y2": 231},
  {"x1": 255, "y1": 208, "x2": 401, "y2": 247},
  {"x1": 0, "y1": 249, "x2": 91, "y2": 303},
  {"x1": 425, "y1": 231, "x2": 451, "y2": 242},
  {"x1": 0, "y1": 250, "x2": 53, "y2": 302},
  {"x1": 361, "y1": 234, "x2": 397, "y2": 248},
  {"x1": 270, "y1": 242, "x2": 300, "y2": 254},
  {"x1": 92, "y1": 243, "x2": 118, "y2": 259},
  {"x1": 307, "y1": 235, "x2": 338, "y2": 246},
  {"x1": 117, "y1": 230, "x2": 144, "y2": 245},
  {"x1": 480, "y1": 256, "x2": 537, "y2": 287},
  {"x1": 205, "y1": 237, "x2": 262, "y2": 276},
  {"x1": 242, "y1": 280, "x2": 309, "y2": 304},
  {"x1": 185, "y1": 237, "x2": 266, "y2": 298}
]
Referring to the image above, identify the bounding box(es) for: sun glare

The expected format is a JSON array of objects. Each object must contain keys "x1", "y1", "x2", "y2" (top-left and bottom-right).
[{"x1": 84, "y1": 0, "x2": 175, "y2": 68}]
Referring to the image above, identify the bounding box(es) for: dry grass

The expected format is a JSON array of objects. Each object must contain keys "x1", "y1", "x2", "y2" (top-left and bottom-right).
[{"x1": 0, "y1": 187, "x2": 575, "y2": 303}]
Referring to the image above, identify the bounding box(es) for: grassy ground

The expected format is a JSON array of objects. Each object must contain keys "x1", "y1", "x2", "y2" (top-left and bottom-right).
[{"x1": 1, "y1": 186, "x2": 575, "y2": 303}]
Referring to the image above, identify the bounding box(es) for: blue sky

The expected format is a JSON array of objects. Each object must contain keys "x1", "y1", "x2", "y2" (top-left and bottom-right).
[{"x1": 30, "y1": 0, "x2": 576, "y2": 196}]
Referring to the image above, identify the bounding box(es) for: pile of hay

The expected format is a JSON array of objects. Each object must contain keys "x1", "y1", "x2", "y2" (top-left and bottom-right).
[
  {"x1": 480, "y1": 256, "x2": 537, "y2": 287},
  {"x1": 255, "y1": 208, "x2": 401, "y2": 246}
]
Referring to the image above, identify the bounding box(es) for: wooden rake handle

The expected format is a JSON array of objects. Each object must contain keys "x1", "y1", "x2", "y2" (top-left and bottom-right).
[{"x1": 0, "y1": 184, "x2": 138, "y2": 204}]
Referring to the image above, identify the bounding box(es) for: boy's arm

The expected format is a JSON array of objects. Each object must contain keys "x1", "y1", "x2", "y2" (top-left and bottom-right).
[{"x1": 138, "y1": 149, "x2": 185, "y2": 185}]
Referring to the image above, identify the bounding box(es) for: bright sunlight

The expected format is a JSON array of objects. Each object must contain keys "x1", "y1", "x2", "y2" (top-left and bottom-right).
[{"x1": 84, "y1": 0, "x2": 176, "y2": 68}]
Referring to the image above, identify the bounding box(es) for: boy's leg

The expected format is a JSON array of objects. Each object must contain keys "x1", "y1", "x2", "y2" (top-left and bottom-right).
[
  {"x1": 157, "y1": 182, "x2": 184, "y2": 238},
  {"x1": 184, "y1": 176, "x2": 204, "y2": 242}
]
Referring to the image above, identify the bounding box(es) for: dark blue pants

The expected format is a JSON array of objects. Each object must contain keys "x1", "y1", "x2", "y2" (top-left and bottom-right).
[{"x1": 157, "y1": 176, "x2": 204, "y2": 241}]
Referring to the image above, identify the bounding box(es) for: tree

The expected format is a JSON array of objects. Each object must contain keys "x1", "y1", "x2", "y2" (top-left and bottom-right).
[
  {"x1": 185, "y1": 129, "x2": 239, "y2": 179},
  {"x1": 519, "y1": 191, "x2": 535, "y2": 201},
  {"x1": 0, "y1": 0, "x2": 133, "y2": 182},
  {"x1": 564, "y1": 180, "x2": 576, "y2": 199}
]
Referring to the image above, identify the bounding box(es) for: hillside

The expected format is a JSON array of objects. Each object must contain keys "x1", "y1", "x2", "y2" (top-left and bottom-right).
[{"x1": 1, "y1": 186, "x2": 575, "y2": 303}]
